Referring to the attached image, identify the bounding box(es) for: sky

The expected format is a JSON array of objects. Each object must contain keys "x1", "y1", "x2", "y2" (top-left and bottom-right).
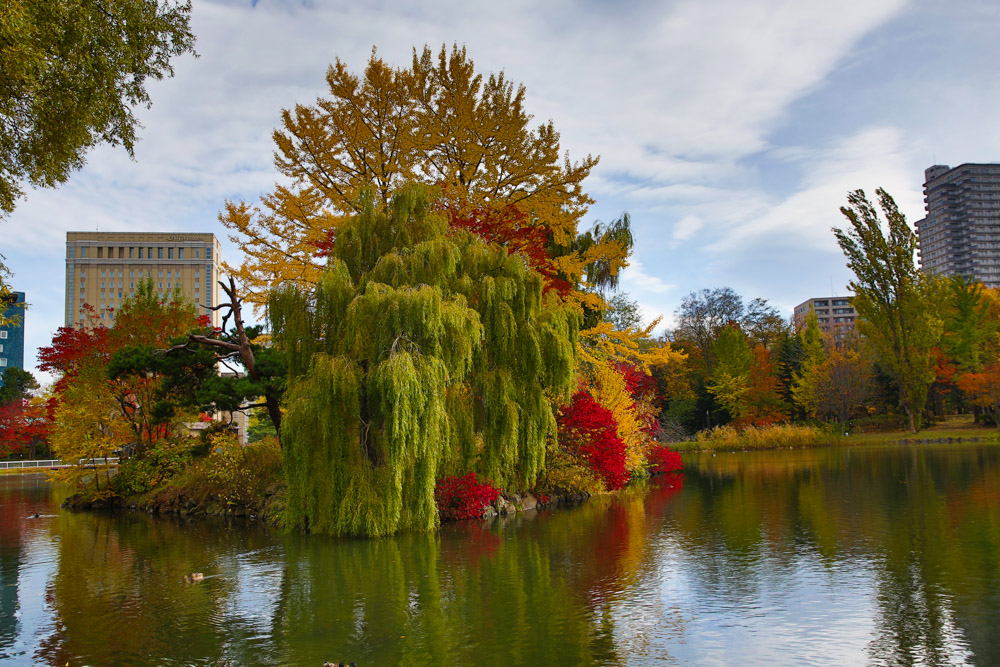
[{"x1": 5, "y1": 0, "x2": 1000, "y2": 382}]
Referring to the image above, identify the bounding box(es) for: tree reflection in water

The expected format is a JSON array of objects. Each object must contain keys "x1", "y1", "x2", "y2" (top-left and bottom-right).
[{"x1": 5, "y1": 443, "x2": 999, "y2": 665}]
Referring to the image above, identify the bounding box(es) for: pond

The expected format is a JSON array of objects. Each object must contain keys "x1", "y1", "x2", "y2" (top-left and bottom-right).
[{"x1": 1, "y1": 443, "x2": 998, "y2": 665}]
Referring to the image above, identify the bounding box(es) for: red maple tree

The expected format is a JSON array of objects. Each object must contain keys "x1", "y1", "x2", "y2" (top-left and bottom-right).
[
  {"x1": 0, "y1": 398, "x2": 54, "y2": 459},
  {"x1": 442, "y1": 201, "x2": 571, "y2": 298},
  {"x1": 558, "y1": 391, "x2": 629, "y2": 490}
]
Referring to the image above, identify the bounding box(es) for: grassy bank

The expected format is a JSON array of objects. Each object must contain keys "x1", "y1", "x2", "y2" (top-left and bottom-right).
[{"x1": 673, "y1": 414, "x2": 1000, "y2": 452}]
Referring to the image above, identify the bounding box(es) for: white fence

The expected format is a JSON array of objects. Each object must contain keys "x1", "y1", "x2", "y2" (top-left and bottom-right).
[{"x1": 0, "y1": 458, "x2": 119, "y2": 470}]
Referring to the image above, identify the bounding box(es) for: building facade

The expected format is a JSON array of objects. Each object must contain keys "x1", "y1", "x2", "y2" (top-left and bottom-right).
[
  {"x1": 915, "y1": 163, "x2": 1000, "y2": 288},
  {"x1": 0, "y1": 291, "x2": 26, "y2": 379},
  {"x1": 793, "y1": 296, "x2": 857, "y2": 338},
  {"x1": 65, "y1": 232, "x2": 223, "y2": 329}
]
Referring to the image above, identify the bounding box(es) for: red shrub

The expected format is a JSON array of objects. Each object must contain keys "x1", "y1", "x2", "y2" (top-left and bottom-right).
[
  {"x1": 435, "y1": 472, "x2": 502, "y2": 521},
  {"x1": 649, "y1": 445, "x2": 683, "y2": 474},
  {"x1": 558, "y1": 391, "x2": 629, "y2": 490}
]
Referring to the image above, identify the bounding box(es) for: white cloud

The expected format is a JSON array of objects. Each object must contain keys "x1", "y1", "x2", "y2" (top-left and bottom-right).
[
  {"x1": 619, "y1": 260, "x2": 675, "y2": 294},
  {"x1": 672, "y1": 215, "x2": 704, "y2": 244},
  {"x1": 9, "y1": 0, "x2": 985, "y2": 379},
  {"x1": 704, "y1": 126, "x2": 921, "y2": 253}
]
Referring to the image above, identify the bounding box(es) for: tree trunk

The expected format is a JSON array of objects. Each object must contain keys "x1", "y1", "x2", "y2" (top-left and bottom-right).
[{"x1": 265, "y1": 392, "x2": 282, "y2": 447}]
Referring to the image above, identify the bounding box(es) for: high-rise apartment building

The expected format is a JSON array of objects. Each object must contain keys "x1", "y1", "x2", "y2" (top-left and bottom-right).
[
  {"x1": 65, "y1": 232, "x2": 223, "y2": 329},
  {"x1": 915, "y1": 163, "x2": 1000, "y2": 288},
  {"x1": 793, "y1": 296, "x2": 857, "y2": 338},
  {"x1": 0, "y1": 291, "x2": 26, "y2": 379}
]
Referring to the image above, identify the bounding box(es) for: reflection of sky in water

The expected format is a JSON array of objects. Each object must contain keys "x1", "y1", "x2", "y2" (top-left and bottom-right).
[
  {"x1": 612, "y1": 543, "x2": 975, "y2": 664},
  {"x1": 16, "y1": 535, "x2": 60, "y2": 663},
  {"x1": 218, "y1": 547, "x2": 284, "y2": 634}
]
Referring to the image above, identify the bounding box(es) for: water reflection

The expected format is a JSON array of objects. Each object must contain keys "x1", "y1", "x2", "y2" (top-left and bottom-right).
[{"x1": 0, "y1": 445, "x2": 997, "y2": 665}]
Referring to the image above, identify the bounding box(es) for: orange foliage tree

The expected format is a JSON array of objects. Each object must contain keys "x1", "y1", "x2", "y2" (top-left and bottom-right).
[{"x1": 956, "y1": 365, "x2": 1000, "y2": 427}]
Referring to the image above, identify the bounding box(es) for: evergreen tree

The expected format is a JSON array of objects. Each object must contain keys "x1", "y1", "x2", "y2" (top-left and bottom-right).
[
  {"x1": 790, "y1": 308, "x2": 827, "y2": 416},
  {"x1": 273, "y1": 186, "x2": 578, "y2": 537},
  {"x1": 939, "y1": 275, "x2": 994, "y2": 373},
  {"x1": 705, "y1": 324, "x2": 752, "y2": 420}
]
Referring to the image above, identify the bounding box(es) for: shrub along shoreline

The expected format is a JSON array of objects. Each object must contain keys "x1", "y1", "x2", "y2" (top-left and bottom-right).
[
  {"x1": 60, "y1": 434, "x2": 686, "y2": 530},
  {"x1": 672, "y1": 420, "x2": 1000, "y2": 452}
]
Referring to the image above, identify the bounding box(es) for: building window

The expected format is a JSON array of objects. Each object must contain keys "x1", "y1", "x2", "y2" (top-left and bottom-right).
[
  {"x1": 0, "y1": 331, "x2": 6, "y2": 339},
  {"x1": 206, "y1": 247, "x2": 212, "y2": 260},
  {"x1": 138, "y1": 248, "x2": 144, "y2": 259},
  {"x1": 168, "y1": 248, "x2": 174, "y2": 259},
  {"x1": 130, "y1": 271, "x2": 134, "y2": 278},
  {"x1": 0, "y1": 358, "x2": 6, "y2": 367},
  {"x1": 195, "y1": 248, "x2": 201, "y2": 258},
  {"x1": 0, "y1": 344, "x2": 4, "y2": 352},
  {"x1": 178, "y1": 248, "x2": 184, "y2": 259},
  {"x1": 157, "y1": 247, "x2": 163, "y2": 259},
  {"x1": 129, "y1": 248, "x2": 134, "y2": 259},
  {"x1": 97, "y1": 247, "x2": 104, "y2": 258},
  {"x1": 119, "y1": 247, "x2": 124, "y2": 258}
]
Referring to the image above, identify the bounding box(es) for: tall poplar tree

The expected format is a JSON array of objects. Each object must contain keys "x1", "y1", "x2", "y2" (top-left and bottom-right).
[
  {"x1": 273, "y1": 186, "x2": 578, "y2": 537},
  {"x1": 833, "y1": 188, "x2": 941, "y2": 432}
]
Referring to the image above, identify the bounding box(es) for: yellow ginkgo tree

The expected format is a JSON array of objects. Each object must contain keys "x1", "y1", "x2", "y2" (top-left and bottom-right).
[{"x1": 221, "y1": 44, "x2": 629, "y2": 315}]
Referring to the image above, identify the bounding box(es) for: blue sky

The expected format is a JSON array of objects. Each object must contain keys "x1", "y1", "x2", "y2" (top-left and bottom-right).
[{"x1": 5, "y1": 0, "x2": 1000, "y2": 382}]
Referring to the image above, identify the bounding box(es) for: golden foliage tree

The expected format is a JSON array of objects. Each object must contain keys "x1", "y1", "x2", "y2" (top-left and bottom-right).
[{"x1": 222, "y1": 44, "x2": 620, "y2": 309}]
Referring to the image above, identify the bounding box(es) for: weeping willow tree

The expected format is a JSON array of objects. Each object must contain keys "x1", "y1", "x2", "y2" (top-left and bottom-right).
[{"x1": 273, "y1": 186, "x2": 579, "y2": 536}]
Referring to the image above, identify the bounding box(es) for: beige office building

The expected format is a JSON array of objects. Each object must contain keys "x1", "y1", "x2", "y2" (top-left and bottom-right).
[
  {"x1": 65, "y1": 232, "x2": 223, "y2": 329},
  {"x1": 793, "y1": 296, "x2": 857, "y2": 338}
]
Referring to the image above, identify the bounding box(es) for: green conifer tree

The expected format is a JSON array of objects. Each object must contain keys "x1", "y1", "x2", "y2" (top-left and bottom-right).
[{"x1": 790, "y1": 308, "x2": 827, "y2": 416}]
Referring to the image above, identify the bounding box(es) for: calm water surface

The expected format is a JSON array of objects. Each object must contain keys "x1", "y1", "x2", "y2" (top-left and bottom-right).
[{"x1": 1, "y1": 443, "x2": 998, "y2": 665}]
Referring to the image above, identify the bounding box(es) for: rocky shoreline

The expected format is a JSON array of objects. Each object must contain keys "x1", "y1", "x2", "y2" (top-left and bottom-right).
[{"x1": 62, "y1": 483, "x2": 600, "y2": 528}]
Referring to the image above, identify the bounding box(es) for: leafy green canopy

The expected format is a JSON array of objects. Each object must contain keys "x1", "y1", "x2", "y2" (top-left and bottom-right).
[
  {"x1": 273, "y1": 186, "x2": 579, "y2": 536},
  {"x1": 0, "y1": 0, "x2": 195, "y2": 214}
]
